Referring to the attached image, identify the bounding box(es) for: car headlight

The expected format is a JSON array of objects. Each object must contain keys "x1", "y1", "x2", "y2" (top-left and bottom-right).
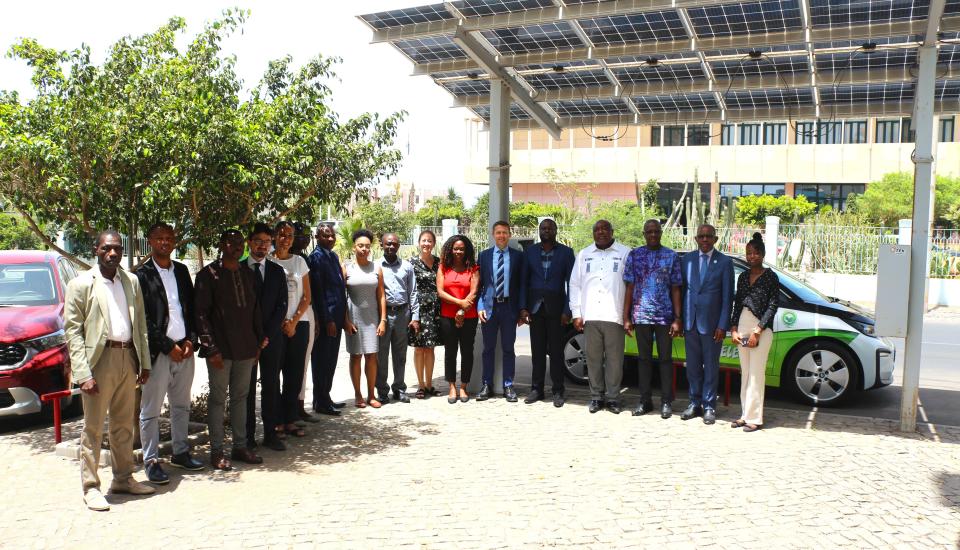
[
  {"x1": 844, "y1": 318, "x2": 876, "y2": 337},
  {"x1": 26, "y1": 329, "x2": 66, "y2": 351}
]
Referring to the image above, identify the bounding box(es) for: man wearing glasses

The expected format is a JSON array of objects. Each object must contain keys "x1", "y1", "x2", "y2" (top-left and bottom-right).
[{"x1": 679, "y1": 224, "x2": 734, "y2": 425}]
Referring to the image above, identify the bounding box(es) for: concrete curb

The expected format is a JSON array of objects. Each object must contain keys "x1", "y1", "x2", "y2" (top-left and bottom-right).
[{"x1": 54, "y1": 422, "x2": 209, "y2": 466}]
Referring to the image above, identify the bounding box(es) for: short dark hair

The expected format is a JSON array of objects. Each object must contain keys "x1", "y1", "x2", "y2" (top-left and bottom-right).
[
  {"x1": 146, "y1": 222, "x2": 174, "y2": 239},
  {"x1": 441, "y1": 234, "x2": 476, "y2": 269},
  {"x1": 492, "y1": 220, "x2": 511, "y2": 231},
  {"x1": 315, "y1": 223, "x2": 334, "y2": 235},
  {"x1": 352, "y1": 229, "x2": 374, "y2": 243},
  {"x1": 292, "y1": 221, "x2": 308, "y2": 235},
  {"x1": 747, "y1": 232, "x2": 766, "y2": 256},
  {"x1": 248, "y1": 222, "x2": 273, "y2": 240},
  {"x1": 380, "y1": 232, "x2": 399, "y2": 243},
  {"x1": 94, "y1": 229, "x2": 122, "y2": 248},
  {"x1": 539, "y1": 218, "x2": 557, "y2": 229},
  {"x1": 274, "y1": 220, "x2": 294, "y2": 234},
  {"x1": 220, "y1": 228, "x2": 244, "y2": 243}
]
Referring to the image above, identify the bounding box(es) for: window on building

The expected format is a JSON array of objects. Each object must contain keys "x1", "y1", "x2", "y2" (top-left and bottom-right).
[
  {"x1": 876, "y1": 120, "x2": 900, "y2": 143},
  {"x1": 900, "y1": 117, "x2": 916, "y2": 143},
  {"x1": 719, "y1": 183, "x2": 785, "y2": 198},
  {"x1": 796, "y1": 184, "x2": 866, "y2": 210},
  {"x1": 687, "y1": 124, "x2": 710, "y2": 146},
  {"x1": 939, "y1": 117, "x2": 955, "y2": 143},
  {"x1": 651, "y1": 126, "x2": 662, "y2": 147},
  {"x1": 817, "y1": 121, "x2": 843, "y2": 144},
  {"x1": 845, "y1": 120, "x2": 867, "y2": 144},
  {"x1": 795, "y1": 121, "x2": 816, "y2": 144},
  {"x1": 664, "y1": 125, "x2": 685, "y2": 146},
  {"x1": 739, "y1": 123, "x2": 761, "y2": 145},
  {"x1": 763, "y1": 123, "x2": 787, "y2": 145},
  {"x1": 721, "y1": 124, "x2": 736, "y2": 145}
]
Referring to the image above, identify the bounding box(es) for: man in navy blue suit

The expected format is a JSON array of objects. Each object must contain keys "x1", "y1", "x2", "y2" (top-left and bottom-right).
[
  {"x1": 476, "y1": 220, "x2": 527, "y2": 402},
  {"x1": 519, "y1": 218, "x2": 575, "y2": 407},
  {"x1": 307, "y1": 224, "x2": 348, "y2": 417},
  {"x1": 680, "y1": 224, "x2": 734, "y2": 425}
]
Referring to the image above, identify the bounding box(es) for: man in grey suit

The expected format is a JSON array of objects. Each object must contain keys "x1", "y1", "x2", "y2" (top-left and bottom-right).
[
  {"x1": 64, "y1": 230, "x2": 155, "y2": 511},
  {"x1": 680, "y1": 224, "x2": 735, "y2": 425}
]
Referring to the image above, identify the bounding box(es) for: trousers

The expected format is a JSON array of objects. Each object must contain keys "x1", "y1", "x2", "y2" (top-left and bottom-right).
[
  {"x1": 736, "y1": 308, "x2": 773, "y2": 425},
  {"x1": 440, "y1": 316, "x2": 478, "y2": 384},
  {"x1": 80, "y1": 347, "x2": 137, "y2": 492},
  {"x1": 376, "y1": 306, "x2": 410, "y2": 395},
  {"x1": 208, "y1": 357, "x2": 255, "y2": 452},
  {"x1": 529, "y1": 308, "x2": 565, "y2": 394},
  {"x1": 139, "y1": 353, "x2": 195, "y2": 464},
  {"x1": 584, "y1": 320, "x2": 625, "y2": 401},
  {"x1": 636, "y1": 324, "x2": 675, "y2": 405}
]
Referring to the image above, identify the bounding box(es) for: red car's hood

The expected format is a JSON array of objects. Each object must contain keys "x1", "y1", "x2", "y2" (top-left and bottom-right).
[{"x1": 0, "y1": 304, "x2": 63, "y2": 344}]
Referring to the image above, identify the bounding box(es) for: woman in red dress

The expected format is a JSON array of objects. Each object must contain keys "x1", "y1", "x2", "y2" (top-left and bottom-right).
[{"x1": 436, "y1": 235, "x2": 480, "y2": 404}]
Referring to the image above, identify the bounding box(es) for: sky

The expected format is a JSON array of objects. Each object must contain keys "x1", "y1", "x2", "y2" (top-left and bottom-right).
[{"x1": 0, "y1": 1, "x2": 487, "y2": 205}]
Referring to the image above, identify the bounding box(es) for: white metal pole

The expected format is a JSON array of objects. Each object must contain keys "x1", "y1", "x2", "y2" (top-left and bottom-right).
[
  {"x1": 488, "y1": 80, "x2": 511, "y2": 230},
  {"x1": 900, "y1": 44, "x2": 939, "y2": 432}
]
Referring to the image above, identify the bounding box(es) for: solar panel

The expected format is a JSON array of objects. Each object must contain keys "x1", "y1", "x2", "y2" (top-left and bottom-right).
[
  {"x1": 701, "y1": 44, "x2": 803, "y2": 57},
  {"x1": 614, "y1": 63, "x2": 706, "y2": 83},
  {"x1": 816, "y1": 49, "x2": 916, "y2": 73},
  {"x1": 941, "y1": 45, "x2": 960, "y2": 65},
  {"x1": 481, "y1": 22, "x2": 585, "y2": 54},
  {"x1": 819, "y1": 82, "x2": 914, "y2": 104},
  {"x1": 946, "y1": 0, "x2": 960, "y2": 15},
  {"x1": 936, "y1": 80, "x2": 960, "y2": 101},
  {"x1": 809, "y1": 0, "x2": 928, "y2": 28},
  {"x1": 514, "y1": 60, "x2": 596, "y2": 72},
  {"x1": 687, "y1": 0, "x2": 803, "y2": 38},
  {"x1": 522, "y1": 69, "x2": 612, "y2": 90},
  {"x1": 431, "y1": 70, "x2": 489, "y2": 80},
  {"x1": 812, "y1": 36, "x2": 921, "y2": 50},
  {"x1": 711, "y1": 55, "x2": 809, "y2": 78},
  {"x1": 725, "y1": 88, "x2": 814, "y2": 109},
  {"x1": 577, "y1": 11, "x2": 688, "y2": 45},
  {"x1": 470, "y1": 104, "x2": 532, "y2": 120},
  {"x1": 549, "y1": 98, "x2": 632, "y2": 117},
  {"x1": 441, "y1": 79, "x2": 493, "y2": 96},
  {"x1": 360, "y1": 4, "x2": 453, "y2": 29},
  {"x1": 452, "y1": 0, "x2": 554, "y2": 17},
  {"x1": 395, "y1": 36, "x2": 469, "y2": 63},
  {"x1": 632, "y1": 92, "x2": 719, "y2": 112}
]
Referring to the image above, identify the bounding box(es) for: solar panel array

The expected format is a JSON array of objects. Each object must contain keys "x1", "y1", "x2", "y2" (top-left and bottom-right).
[{"x1": 361, "y1": 0, "x2": 960, "y2": 124}]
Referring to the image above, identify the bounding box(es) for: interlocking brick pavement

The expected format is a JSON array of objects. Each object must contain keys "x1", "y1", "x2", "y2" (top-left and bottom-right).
[{"x1": 2, "y1": 350, "x2": 959, "y2": 549}]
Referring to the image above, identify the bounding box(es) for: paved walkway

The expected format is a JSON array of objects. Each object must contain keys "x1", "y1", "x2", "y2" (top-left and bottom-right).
[{"x1": 1, "y1": 352, "x2": 959, "y2": 549}]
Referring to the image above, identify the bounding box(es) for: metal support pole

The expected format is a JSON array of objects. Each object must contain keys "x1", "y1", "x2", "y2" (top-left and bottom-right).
[
  {"x1": 900, "y1": 44, "x2": 938, "y2": 432},
  {"x1": 488, "y1": 79, "x2": 511, "y2": 229}
]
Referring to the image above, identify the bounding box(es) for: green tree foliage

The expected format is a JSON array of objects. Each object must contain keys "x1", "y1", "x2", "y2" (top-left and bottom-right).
[
  {"x1": 416, "y1": 194, "x2": 466, "y2": 226},
  {"x1": 354, "y1": 197, "x2": 414, "y2": 241},
  {"x1": 509, "y1": 202, "x2": 577, "y2": 227},
  {"x1": 0, "y1": 10, "x2": 403, "y2": 266},
  {"x1": 849, "y1": 171, "x2": 960, "y2": 226},
  {"x1": 734, "y1": 194, "x2": 817, "y2": 225},
  {"x1": 569, "y1": 200, "x2": 660, "y2": 249},
  {"x1": 0, "y1": 213, "x2": 47, "y2": 250}
]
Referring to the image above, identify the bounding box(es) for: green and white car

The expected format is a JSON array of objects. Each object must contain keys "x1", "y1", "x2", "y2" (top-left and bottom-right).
[{"x1": 562, "y1": 256, "x2": 896, "y2": 406}]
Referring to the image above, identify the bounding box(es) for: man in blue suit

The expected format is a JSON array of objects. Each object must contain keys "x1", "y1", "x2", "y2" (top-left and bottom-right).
[
  {"x1": 680, "y1": 224, "x2": 734, "y2": 425},
  {"x1": 476, "y1": 220, "x2": 527, "y2": 402},
  {"x1": 519, "y1": 218, "x2": 575, "y2": 407},
  {"x1": 307, "y1": 224, "x2": 348, "y2": 416}
]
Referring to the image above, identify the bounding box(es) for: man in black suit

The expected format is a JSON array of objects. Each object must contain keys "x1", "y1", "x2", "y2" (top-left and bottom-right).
[
  {"x1": 307, "y1": 223, "x2": 347, "y2": 415},
  {"x1": 519, "y1": 218, "x2": 576, "y2": 407},
  {"x1": 245, "y1": 223, "x2": 288, "y2": 451}
]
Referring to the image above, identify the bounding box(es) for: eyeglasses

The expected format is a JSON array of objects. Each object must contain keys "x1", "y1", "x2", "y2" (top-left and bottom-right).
[{"x1": 250, "y1": 239, "x2": 272, "y2": 246}]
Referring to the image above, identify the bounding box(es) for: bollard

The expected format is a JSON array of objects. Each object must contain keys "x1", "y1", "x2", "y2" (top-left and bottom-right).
[{"x1": 40, "y1": 388, "x2": 82, "y2": 444}]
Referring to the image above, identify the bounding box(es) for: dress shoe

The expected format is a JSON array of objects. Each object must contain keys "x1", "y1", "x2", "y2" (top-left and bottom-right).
[
  {"x1": 476, "y1": 384, "x2": 493, "y2": 401},
  {"x1": 524, "y1": 388, "x2": 544, "y2": 404},
  {"x1": 377, "y1": 392, "x2": 391, "y2": 404},
  {"x1": 606, "y1": 400, "x2": 623, "y2": 414},
  {"x1": 170, "y1": 452, "x2": 205, "y2": 471},
  {"x1": 314, "y1": 404, "x2": 342, "y2": 416},
  {"x1": 393, "y1": 390, "x2": 411, "y2": 403},
  {"x1": 553, "y1": 393, "x2": 565, "y2": 408},
  {"x1": 332, "y1": 401, "x2": 347, "y2": 409},
  {"x1": 680, "y1": 403, "x2": 703, "y2": 421},
  {"x1": 210, "y1": 450, "x2": 232, "y2": 471},
  {"x1": 588, "y1": 400, "x2": 603, "y2": 414},
  {"x1": 231, "y1": 447, "x2": 264, "y2": 464},
  {"x1": 660, "y1": 402, "x2": 673, "y2": 419},
  {"x1": 447, "y1": 394, "x2": 458, "y2": 404},
  {"x1": 504, "y1": 386, "x2": 518, "y2": 402},
  {"x1": 245, "y1": 439, "x2": 259, "y2": 450},
  {"x1": 299, "y1": 410, "x2": 320, "y2": 423},
  {"x1": 110, "y1": 478, "x2": 156, "y2": 495},
  {"x1": 703, "y1": 408, "x2": 717, "y2": 425},
  {"x1": 145, "y1": 462, "x2": 169, "y2": 485},
  {"x1": 263, "y1": 436, "x2": 286, "y2": 451},
  {"x1": 632, "y1": 401, "x2": 655, "y2": 416},
  {"x1": 83, "y1": 489, "x2": 110, "y2": 511}
]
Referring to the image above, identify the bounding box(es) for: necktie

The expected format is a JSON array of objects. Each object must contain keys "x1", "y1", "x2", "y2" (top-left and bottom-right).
[
  {"x1": 699, "y1": 253, "x2": 708, "y2": 285},
  {"x1": 253, "y1": 262, "x2": 264, "y2": 286},
  {"x1": 495, "y1": 250, "x2": 505, "y2": 299}
]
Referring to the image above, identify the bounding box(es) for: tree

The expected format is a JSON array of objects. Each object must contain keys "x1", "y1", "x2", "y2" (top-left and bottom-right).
[
  {"x1": 416, "y1": 194, "x2": 466, "y2": 226},
  {"x1": 635, "y1": 175, "x2": 659, "y2": 211},
  {"x1": 354, "y1": 197, "x2": 414, "y2": 241},
  {"x1": 0, "y1": 11, "x2": 403, "y2": 267},
  {"x1": 542, "y1": 168, "x2": 594, "y2": 212},
  {"x1": 0, "y1": 213, "x2": 48, "y2": 250},
  {"x1": 734, "y1": 194, "x2": 817, "y2": 225},
  {"x1": 850, "y1": 171, "x2": 960, "y2": 226},
  {"x1": 569, "y1": 200, "x2": 659, "y2": 250}
]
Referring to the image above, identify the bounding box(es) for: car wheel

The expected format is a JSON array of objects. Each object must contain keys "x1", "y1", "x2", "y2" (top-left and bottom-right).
[
  {"x1": 784, "y1": 339, "x2": 860, "y2": 406},
  {"x1": 563, "y1": 329, "x2": 589, "y2": 385}
]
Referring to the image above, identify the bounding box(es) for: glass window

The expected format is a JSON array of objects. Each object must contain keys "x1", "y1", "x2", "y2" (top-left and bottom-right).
[
  {"x1": 817, "y1": 121, "x2": 843, "y2": 144},
  {"x1": 876, "y1": 120, "x2": 900, "y2": 143},
  {"x1": 0, "y1": 263, "x2": 58, "y2": 306},
  {"x1": 940, "y1": 117, "x2": 955, "y2": 143},
  {"x1": 901, "y1": 117, "x2": 916, "y2": 143},
  {"x1": 739, "y1": 123, "x2": 761, "y2": 145},
  {"x1": 651, "y1": 126, "x2": 662, "y2": 146},
  {"x1": 687, "y1": 124, "x2": 710, "y2": 146},
  {"x1": 845, "y1": 120, "x2": 867, "y2": 144},
  {"x1": 795, "y1": 121, "x2": 816, "y2": 144},
  {"x1": 763, "y1": 123, "x2": 787, "y2": 145},
  {"x1": 664, "y1": 126, "x2": 685, "y2": 147},
  {"x1": 721, "y1": 124, "x2": 736, "y2": 145}
]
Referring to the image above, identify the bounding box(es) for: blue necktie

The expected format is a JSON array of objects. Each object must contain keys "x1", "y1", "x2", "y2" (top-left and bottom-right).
[
  {"x1": 699, "y1": 253, "x2": 708, "y2": 285},
  {"x1": 495, "y1": 250, "x2": 505, "y2": 298}
]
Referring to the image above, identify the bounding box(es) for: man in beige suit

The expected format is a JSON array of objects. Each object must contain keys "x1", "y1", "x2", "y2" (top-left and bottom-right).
[{"x1": 65, "y1": 230, "x2": 155, "y2": 511}]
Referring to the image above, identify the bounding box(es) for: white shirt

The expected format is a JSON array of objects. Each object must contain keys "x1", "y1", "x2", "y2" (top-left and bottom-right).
[
  {"x1": 569, "y1": 241, "x2": 632, "y2": 324},
  {"x1": 153, "y1": 259, "x2": 186, "y2": 342},
  {"x1": 95, "y1": 270, "x2": 132, "y2": 342},
  {"x1": 268, "y1": 254, "x2": 313, "y2": 322}
]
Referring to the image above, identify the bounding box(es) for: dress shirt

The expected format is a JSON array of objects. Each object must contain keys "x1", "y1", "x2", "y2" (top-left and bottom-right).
[
  {"x1": 247, "y1": 256, "x2": 267, "y2": 276},
  {"x1": 494, "y1": 245, "x2": 510, "y2": 299},
  {"x1": 94, "y1": 269, "x2": 132, "y2": 342},
  {"x1": 154, "y1": 260, "x2": 186, "y2": 342},
  {"x1": 569, "y1": 241, "x2": 631, "y2": 324},
  {"x1": 380, "y1": 256, "x2": 420, "y2": 321}
]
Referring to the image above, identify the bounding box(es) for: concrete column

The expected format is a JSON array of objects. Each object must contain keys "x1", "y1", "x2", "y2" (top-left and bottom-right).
[
  {"x1": 764, "y1": 216, "x2": 780, "y2": 267},
  {"x1": 488, "y1": 80, "x2": 510, "y2": 230}
]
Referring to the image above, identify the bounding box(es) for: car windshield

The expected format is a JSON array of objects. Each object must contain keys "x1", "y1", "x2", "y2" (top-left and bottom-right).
[
  {"x1": 768, "y1": 264, "x2": 832, "y2": 304},
  {"x1": 0, "y1": 263, "x2": 58, "y2": 306}
]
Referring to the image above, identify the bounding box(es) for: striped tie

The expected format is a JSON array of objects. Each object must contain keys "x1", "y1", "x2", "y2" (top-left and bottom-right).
[{"x1": 495, "y1": 250, "x2": 505, "y2": 299}]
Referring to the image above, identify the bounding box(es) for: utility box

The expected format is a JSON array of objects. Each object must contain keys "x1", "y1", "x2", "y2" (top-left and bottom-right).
[{"x1": 875, "y1": 244, "x2": 911, "y2": 338}]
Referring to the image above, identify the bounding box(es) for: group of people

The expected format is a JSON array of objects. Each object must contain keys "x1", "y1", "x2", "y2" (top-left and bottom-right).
[{"x1": 63, "y1": 215, "x2": 778, "y2": 512}]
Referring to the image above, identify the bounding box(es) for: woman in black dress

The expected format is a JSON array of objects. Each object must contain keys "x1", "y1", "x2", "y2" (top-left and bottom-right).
[{"x1": 408, "y1": 230, "x2": 442, "y2": 398}]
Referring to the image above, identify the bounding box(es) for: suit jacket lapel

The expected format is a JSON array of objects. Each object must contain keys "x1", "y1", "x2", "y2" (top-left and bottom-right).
[
  {"x1": 691, "y1": 253, "x2": 701, "y2": 292},
  {"x1": 91, "y1": 271, "x2": 112, "y2": 335},
  {"x1": 120, "y1": 271, "x2": 137, "y2": 333}
]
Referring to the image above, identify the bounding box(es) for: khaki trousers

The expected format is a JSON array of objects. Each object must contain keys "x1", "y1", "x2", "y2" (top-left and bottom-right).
[
  {"x1": 80, "y1": 347, "x2": 138, "y2": 492},
  {"x1": 736, "y1": 308, "x2": 773, "y2": 425}
]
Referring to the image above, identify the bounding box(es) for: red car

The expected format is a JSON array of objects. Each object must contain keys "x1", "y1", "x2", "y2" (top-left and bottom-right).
[{"x1": 0, "y1": 250, "x2": 80, "y2": 418}]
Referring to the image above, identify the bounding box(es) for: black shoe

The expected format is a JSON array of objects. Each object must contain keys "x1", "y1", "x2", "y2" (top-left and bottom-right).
[
  {"x1": 607, "y1": 401, "x2": 623, "y2": 415},
  {"x1": 263, "y1": 436, "x2": 286, "y2": 451},
  {"x1": 553, "y1": 393, "x2": 565, "y2": 408},
  {"x1": 245, "y1": 439, "x2": 258, "y2": 450},
  {"x1": 524, "y1": 388, "x2": 544, "y2": 404},
  {"x1": 393, "y1": 390, "x2": 411, "y2": 404},
  {"x1": 378, "y1": 392, "x2": 391, "y2": 404},
  {"x1": 680, "y1": 404, "x2": 703, "y2": 421},
  {"x1": 447, "y1": 394, "x2": 458, "y2": 404},
  {"x1": 504, "y1": 386, "x2": 518, "y2": 402},
  {"x1": 703, "y1": 408, "x2": 716, "y2": 425},
  {"x1": 660, "y1": 402, "x2": 673, "y2": 419},
  {"x1": 299, "y1": 410, "x2": 320, "y2": 423},
  {"x1": 169, "y1": 452, "x2": 205, "y2": 471},
  {"x1": 588, "y1": 400, "x2": 603, "y2": 414},
  {"x1": 332, "y1": 401, "x2": 346, "y2": 409},
  {"x1": 314, "y1": 404, "x2": 342, "y2": 417},
  {"x1": 146, "y1": 462, "x2": 169, "y2": 485},
  {"x1": 231, "y1": 447, "x2": 264, "y2": 464},
  {"x1": 476, "y1": 384, "x2": 493, "y2": 401},
  {"x1": 632, "y1": 401, "x2": 655, "y2": 416}
]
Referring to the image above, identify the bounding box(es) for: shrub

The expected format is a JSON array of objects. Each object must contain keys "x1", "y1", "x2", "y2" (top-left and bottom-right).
[{"x1": 734, "y1": 194, "x2": 816, "y2": 225}]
